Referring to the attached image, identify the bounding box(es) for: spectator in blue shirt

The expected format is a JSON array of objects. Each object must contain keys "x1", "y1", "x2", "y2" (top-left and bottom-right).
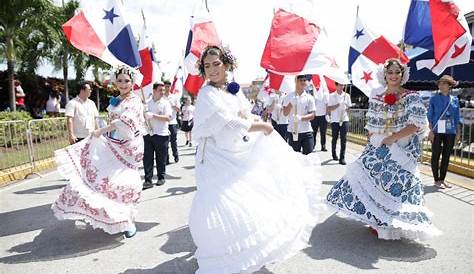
[{"x1": 427, "y1": 75, "x2": 461, "y2": 189}]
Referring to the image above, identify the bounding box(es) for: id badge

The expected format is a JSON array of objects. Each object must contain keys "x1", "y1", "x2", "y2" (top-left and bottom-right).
[{"x1": 437, "y1": 120, "x2": 446, "y2": 134}]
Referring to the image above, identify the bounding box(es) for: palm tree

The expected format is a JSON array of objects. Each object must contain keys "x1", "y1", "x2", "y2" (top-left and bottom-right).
[{"x1": 0, "y1": 0, "x2": 55, "y2": 111}]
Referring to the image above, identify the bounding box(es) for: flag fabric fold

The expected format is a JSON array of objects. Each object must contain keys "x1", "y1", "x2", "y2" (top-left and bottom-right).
[
  {"x1": 348, "y1": 14, "x2": 409, "y2": 97},
  {"x1": 404, "y1": 0, "x2": 472, "y2": 75},
  {"x1": 62, "y1": 0, "x2": 141, "y2": 68},
  {"x1": 183, "y1": 7, "x2": 221, "y2": 96},
  {"x1": 260, "y1": 9, "x2": 348, "y2": 84},
  {"x1": 133, "y1": 25, "x2": 161, "y2": 99}
]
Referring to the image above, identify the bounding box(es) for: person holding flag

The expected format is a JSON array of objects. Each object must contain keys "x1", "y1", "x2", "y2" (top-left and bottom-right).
[
  {"x1": 189, "y1": 45, "x2": 323, "y2": 274},
  {"x1": 327, "y1": 82, "x2": 351, "y2": 165},
  {"x1": 326, "y1": 58, "x2": 441, "y2": 240}
]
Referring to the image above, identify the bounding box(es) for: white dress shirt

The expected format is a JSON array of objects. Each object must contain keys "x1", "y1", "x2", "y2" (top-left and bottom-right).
[
  {"x1": 313, "y1": 89, "x2": 329, "y2": 116},
  {"x1": 283, "y1": 91, "x2": 316, "y2": 133},
  {"x1": 328, "y1": 92, "x2": 351, "y2": 123},
  {"x1": 167, "y1": 96, "x2": 181, "y2": 125},
  {"x1": 147, "y1": 97, "x2": 172, "y2": 136},
  {"x1": 65, "y1": 97, "x2": 99, "y2": 138},
  {"x1": 271, "y1": 93, "x2": 289, "y2": 125}
]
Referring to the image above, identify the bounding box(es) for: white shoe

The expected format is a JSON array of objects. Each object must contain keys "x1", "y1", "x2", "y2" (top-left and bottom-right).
[{"x1": 75, "y1": 220, "x2": 87, "y2": 230}]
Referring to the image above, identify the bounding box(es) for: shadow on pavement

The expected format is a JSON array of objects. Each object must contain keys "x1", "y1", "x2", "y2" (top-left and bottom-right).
[
  {"x1": 182, "y1": 165, "x2": 195, "y2": 170},
  {"x1": 0, "y1": 204, "x2": 56, "y2": 237},
  {"x1": 164, "y1": 174, "x2": 182, "y2": 180},
  {"x1": 0, "y1": 221, "x2": 124, "y2": 264},
  {"x1": 158, "y1": 186, "x2": 197, "y2": 198},
  {"x1": 13, "y1": 184, "x2": 66, "y2": 195},
  {"x1": 120, "y1": 226, "x2": 198, "y2": 274},
  {"x1": 424, "y1": 185, "x2": 442, "y2": 195},
  {"x1": 304, "y1": 214, "x2": 437, "y2": 269},
  {"x1": 322, "y1": 180, "x2": 338, "y2": 186},
  {"x1": 320, "y1": 159, "x2": 340, "y2": 166}
]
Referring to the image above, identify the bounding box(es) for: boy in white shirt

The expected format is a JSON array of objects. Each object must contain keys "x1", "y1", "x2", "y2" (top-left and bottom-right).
[
  {"x1": 283, "y1": 75, "x2": 316, "y2": 155},
  {"x1": 143, "y1": 82, "x2": 172, "y2": 189},
  {"x1": 269, "y1": 90, "x2": 289, "y2": 142},
  {"x1": 65, "y1": 83, "x2": 99, "y2": 144},
  {"x1": 164, "y1": 80, "x2": 181, "y2": 164},
  {"x1": 311, "y1": 85, "x2": 329, "y2": 151},
  {"x1": 327, "y1": 82, "x2": 351, "y2": 165}
]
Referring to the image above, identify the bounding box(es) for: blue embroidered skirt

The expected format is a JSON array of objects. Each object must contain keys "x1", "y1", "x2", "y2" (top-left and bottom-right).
[{"x1": 326, "y1": 134, "x2": 441, "y2": 240}]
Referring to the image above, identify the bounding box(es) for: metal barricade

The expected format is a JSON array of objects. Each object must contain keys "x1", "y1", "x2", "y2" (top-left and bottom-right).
[
  {"x1": 27, "y1": 117, "x2": 69, "y2": 166},
  {"x1": 0, "y1": 120, "x2": 30, "y2": 170}
]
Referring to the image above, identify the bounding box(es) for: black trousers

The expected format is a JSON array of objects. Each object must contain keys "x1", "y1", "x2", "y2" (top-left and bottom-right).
[
  {"x1": 331, "y1": 122, "x2": 348, "y2": 160},
  {"x1": 431, "y1": 133, "x2": 456, "y2": 181},
  {"x1": 271, "y1": 120, "x2": 288, "y2": 142},
  {"x1": 288, "y1": 131, "x2": 314, "y2": 155},
  {"x1": 143, "y1": 134, "x2": 169, "y2": 182},
  {"x1": 168, "y1": 124, "x2": 178, "y2": 159},
  {"x1": 311, "y1": 115, "x2": 328, "y2": 149}
]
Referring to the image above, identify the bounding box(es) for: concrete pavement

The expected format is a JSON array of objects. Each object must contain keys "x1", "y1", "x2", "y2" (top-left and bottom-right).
[{"x1": 0, "y1": 133, "x2": 472, "y2": 274}]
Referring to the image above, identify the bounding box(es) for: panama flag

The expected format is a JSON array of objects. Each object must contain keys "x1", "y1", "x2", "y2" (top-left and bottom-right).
[
  {"x1": 404, "y1": 0, "x2": 472, "y2": 75},
  {"x1": 260, "y1": 9, "x2": 348, "y2": 84},
  {"x1": 312, "y1": 75, "x2": 336, "y2": 93},
  {"x1": 133, "y1": 25, "x2": 161, "y2": 99},
  {"x1": 183, "y1": 7, "x2": 220, "y2": 96},
  {"x1": 169, "y1": 66, "x2": 184, "y2": 99},
  {"x1": 348, "y1": 15, "x2": 409, "y2": 97},
  {"x1": 62, "y1": 0, "x2": 141, "y2": 68}
]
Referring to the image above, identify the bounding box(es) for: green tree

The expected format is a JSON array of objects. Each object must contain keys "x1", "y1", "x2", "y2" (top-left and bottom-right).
[{"x1": 0, "y1": 0, "x2": 55, "y2": 111}]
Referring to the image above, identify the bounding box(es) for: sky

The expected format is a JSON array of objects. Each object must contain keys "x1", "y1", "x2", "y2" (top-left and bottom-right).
[{"x1": 32, "y1": 0, "x2": 474, "y2": 84}]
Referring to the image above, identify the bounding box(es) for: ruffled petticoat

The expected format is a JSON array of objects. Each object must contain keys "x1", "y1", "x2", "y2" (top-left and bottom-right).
[
  {"x1": 326, "y1": 134, "x2": 441, "y2": 240},
  {"x1": 189, "y1": 131, "x2": 323, "y2": 274},
  {"x1": 52, "y1": 135, "x2": 143, "y2": 234}
]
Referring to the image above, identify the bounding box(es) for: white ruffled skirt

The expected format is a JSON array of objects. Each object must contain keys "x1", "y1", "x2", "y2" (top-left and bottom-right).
[
  {"x1": 51, "y1": 135, "x2": 144, "y2": 234},
  {"x1": 326, "y1": 134, "x2": 441, "y2": 240},
  {"x1": 189, "y1": 131, "x2": 323, "y2": 274}
]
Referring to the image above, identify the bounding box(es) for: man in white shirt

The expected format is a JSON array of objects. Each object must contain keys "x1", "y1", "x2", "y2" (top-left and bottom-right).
[
  {"x1": 327, "y1": 82, "x2": 352, "y2": 165},
  {"x1": 283, "y1": 75, "x2": 316, "y2": 155},
  {"x1": 268, "y1": 90, "x2": 289, "y2": 142},
  {"x1": 311, "y1": 86, "x2": 329, "y2": 151},
  {"x1": 65, "y1": 82, "x2": 99, "y2": 144},
  {"x1": 164, "y1": 80, "x2": 181, "y2": 164},
  {"x1": 143, "y1": 82, "x2": 172, "y2": 189}
]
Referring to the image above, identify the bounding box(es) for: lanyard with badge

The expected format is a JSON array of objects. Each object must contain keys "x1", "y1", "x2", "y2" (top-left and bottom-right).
[{"x1": 433, "y1": 96, "x2": 453, "y2": 134}]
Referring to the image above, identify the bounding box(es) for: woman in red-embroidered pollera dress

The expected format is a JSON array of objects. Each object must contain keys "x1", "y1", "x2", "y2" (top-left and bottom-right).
[{"x1": 52, "y1": 67, "x2": 146, "y2": 238}]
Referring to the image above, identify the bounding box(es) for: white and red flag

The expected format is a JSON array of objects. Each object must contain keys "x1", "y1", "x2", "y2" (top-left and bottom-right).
[
  {"x1": 404, "y1": 0, "x2": 472, "y2": 75},
  {"x1": 260, "y1": 9, "x2": 348, "y2": 84},
  {"x1": 348, "y1": 14, "x2": 409, "y2": 97},
  {"x1": 183, "y1": 7, "x2": 220, "y2": 96},
  {"x1": 133, "y1": 25, "x2": 161, "y2": 99},
  {"x1": 169, "y1": 66, "x2": 184, "y2": 99}
]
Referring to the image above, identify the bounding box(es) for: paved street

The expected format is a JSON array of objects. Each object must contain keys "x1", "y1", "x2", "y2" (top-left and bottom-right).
[{"x1": 0, "y1": 134, "x2": 472, "y2": 274}]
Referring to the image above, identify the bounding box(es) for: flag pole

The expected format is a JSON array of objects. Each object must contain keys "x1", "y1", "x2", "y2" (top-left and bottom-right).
[{"x1": 139, "y1": 9, "x2": 153, "y2": 134}]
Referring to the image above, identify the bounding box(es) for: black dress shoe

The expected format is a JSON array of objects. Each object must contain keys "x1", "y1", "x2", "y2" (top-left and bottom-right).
[
  {"x1": 339, "y1": 159, "x2": 347, "y2": 165},
  {"x1": 332, "y1": 155, "x2": 339, "y2": 161},
  {"x1": 174, "y1": 156, "x2": 179, "y2": 163},
  {"x1": 321, "y1": 147, "x2": 327, "y2": 151},
  {"x1": 142, "y1": 181, "x2": 154, "y2": 190},
  {"x1": 156, "y1": 179, "x2": 165, "y2": 186}
]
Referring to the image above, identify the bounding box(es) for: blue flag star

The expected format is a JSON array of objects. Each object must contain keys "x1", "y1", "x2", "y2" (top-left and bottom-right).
[
  {"x1": 103, "y1": 7, "x2": 119, "y2": 24},
  {"x1": 354, "y1": 28, "x2": 364, "y2": 39}
]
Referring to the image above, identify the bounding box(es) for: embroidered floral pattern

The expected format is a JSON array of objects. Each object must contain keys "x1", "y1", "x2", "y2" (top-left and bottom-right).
[{"x1": 366, "y1": 92, "x2": 427, "y2": 134}]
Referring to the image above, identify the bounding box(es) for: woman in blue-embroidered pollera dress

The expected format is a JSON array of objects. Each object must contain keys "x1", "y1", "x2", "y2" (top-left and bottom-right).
[{"x1": 326, "y1": 58, "x2": 441, "y2": 240}]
